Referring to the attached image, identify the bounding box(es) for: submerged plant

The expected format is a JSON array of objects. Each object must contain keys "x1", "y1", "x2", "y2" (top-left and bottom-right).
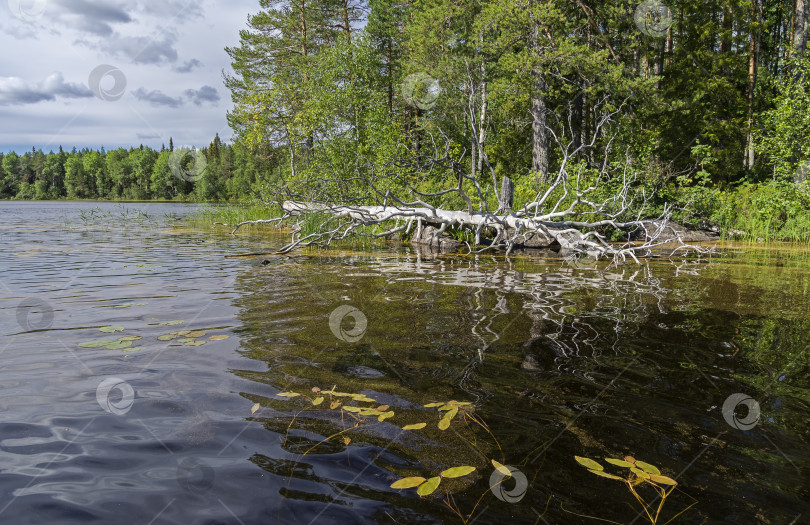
[{"x1": 571, "y1": 455, "x2": 696, "y2": 524}]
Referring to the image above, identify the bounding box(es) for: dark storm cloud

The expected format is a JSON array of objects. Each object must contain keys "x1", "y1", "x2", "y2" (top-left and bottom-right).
[
  {"x1": 132, "y1": 87, "x2": 183, "y2": 108},
  {"x1": 51, "y1": 0, "x2": 131, "y2": 36},
  {"x1": 184, "y1": 86, "x2": 219, "y2": 106},
  {"x1": 173, "y1": 59, "x2": 202, "y2": 73},
  {"x1": 0, "y1": 73, "x2": 93, "y2": 105}
]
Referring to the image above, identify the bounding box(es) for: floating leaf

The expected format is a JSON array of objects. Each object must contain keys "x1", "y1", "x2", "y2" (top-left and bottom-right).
[
  {"x1": 312, "y1": 396, "x2": 324, "y2": 406},
  {"x1": 624, "y1": 456, "x2": 636, "y2": 464},
  {"x1": 251, "y1": 403, "x2": 260, "y2": 414},
  {"x1": 277, "y1": 392, "x2": 300, "y2": 398},
  {"x1": 438, "y1": 418, "x2": 450, "y2": 430},
  {"x1": 343, "y1": 437, "x2": 351, "y2": 446},
  {"x1": 185, "y1": 331, "x2": 207, "y2": 338},
  {"x1": 123, "y1": 346, "x2": 146, "y2": 352},
  {"x1": 119, "y1": 335, "x2": 142, "y2": 342},
  {"x1": 589, "y1": 469, "x2": 623, "y2": 480},
  {"x1": 208, "y1": 335, "x2": 229, "y2": 341},
  {"x1": 605, "y1": 458, "x2": 635, "y2": 468},
  {"x1": 176, "y1": 338, "x2": 195, "y2": 344},
  {"x1": 417, "y1": 476, "x2": 441, "y2": 496},
  {"x1": 79, "y1": 340, "x2": 115, "y2": 348},
  {"x1": 375, "y1": 405, "x2": 390, "y2": 412},
  {"x1": 105, "y1": 340, "x2": 133, "y2": 350},
  {"x1": 133, "y1": 302, "x2": 147, "y2": 306},
  {"x1": 648, "y1": 474, "x2": 677, "y2": 486},
  {"x1": 182, "y1": 339, "x2": 206, "y2": 346},
  {"x1": 575, "y1": 456, "x2": 603, "y2": 471},
  {"x1": 440, "y1": 466, "x2": 476, "y2": 478},
  {"x1": 159, "y1": 320, "x2": 184, "y2": 326},
  {"x1": 377, "y1": 411, "x2": 395, "y2": 422},
  {"x1": 631, "y1": 468, "x2": 650, "y2": 479},
  {"x1": 391, "y1": 477, "x2": 426, "y2": 489},
  {"x1": 99, "y1": 326, "x2": 125, "y2": 333},
  {"x1": 175, "y1": 330, "x2": 192, "y2": 336},
  {"x1": 342, "y1": 406, "x2": 363, "y2": 413},
  {"x1": 491, "y1": 459, "x2": 511, "y2": 476},
  {"x1": 635, "y1": 461, "x2": 661, "y2": 475},
  {"x1": 157, "y1": 334, "x2": 177, "y2": 341},
  {"x1": 330, "y1": 401, "x2": 341, "y2": 410},
  {"x1": 113, "y1": 303, "x2": 133, "y2": 308},
  {"x1": 424, "y1": 402, "x2": 444, "y2": 408},
  {"x1": 402, "y1": 423, "x2": 426, "y2": 430}
]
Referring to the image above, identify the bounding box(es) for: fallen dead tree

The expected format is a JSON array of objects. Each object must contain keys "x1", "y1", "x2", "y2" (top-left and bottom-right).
[{"x1": 219, "y1": 97, "x2": 715, "y2": 264}]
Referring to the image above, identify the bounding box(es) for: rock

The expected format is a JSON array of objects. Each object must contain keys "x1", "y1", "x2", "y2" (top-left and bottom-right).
[
  {"x1": 410, "y1": 225, "x2": 462, "y2": 251},
  {"x1": 512, "y1": 230, "x2": 555, "y2": 248},
  {"x1": 630, "y1": 221, "x2": 720, "y2": 243}
]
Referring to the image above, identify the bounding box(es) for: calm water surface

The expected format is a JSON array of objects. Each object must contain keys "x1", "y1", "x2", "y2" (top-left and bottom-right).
[{"x1": 0, "y1": 201, "x2": 808, "y2": 524}]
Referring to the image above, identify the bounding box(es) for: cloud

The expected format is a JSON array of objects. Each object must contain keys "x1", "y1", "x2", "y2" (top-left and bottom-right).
[
  {"x1": 136, "y1": 1, "x2": 204, "y2": 21},
  {"x1": 172, "y1": 59, "x2": 202, "y2": 73},
  {"x1": 185, "y1": 85, "x2": 220, "y2": 106},
  {"x1": 0, "y1": 73, "x2": 93, "y2": 105},
  {"x1": 2, "y1": 25, "x2": 37, "y2": 40},
  {"x1": 131, "y1": 87, "x2": 183, "y2": 108},
  {"x1": 50, "y1": 0, "x2": 132, "y2": 36},
  {"x1": 77, "y1": 32, "x2": 178, "y2": 65}
]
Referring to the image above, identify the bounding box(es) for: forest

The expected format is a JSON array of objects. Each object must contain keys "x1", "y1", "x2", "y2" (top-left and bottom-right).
[{"x1": 3, "y1": 0, "x2": 810, "y2": 241}]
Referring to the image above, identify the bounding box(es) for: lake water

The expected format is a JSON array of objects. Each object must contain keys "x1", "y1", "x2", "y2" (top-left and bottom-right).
[{"x1": 0, "y1": 201, "x2": 807, "y2": 524}]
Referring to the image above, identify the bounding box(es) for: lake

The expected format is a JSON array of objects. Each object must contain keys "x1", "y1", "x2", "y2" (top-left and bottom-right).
[{"x1": 0, "y1": 201, "x2": 807, "y2": 524}]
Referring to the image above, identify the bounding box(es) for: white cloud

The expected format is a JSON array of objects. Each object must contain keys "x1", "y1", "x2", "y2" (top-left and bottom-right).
[{"x1": 0, "y1": 72, "x2": 93, "y2": 105}]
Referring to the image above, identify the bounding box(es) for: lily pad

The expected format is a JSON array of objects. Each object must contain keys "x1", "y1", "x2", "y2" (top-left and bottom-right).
[
  {"x1": 185, "y1": 331, "x2": 207, "y2": 338},
  {"x1": 648, "y1": 474, "x2": 677, "y2": 485},
  {"x1": 182, "y1": 339, "x2": 206, "y2": 346},
  {"x1": 575, "y1": 456, "x2": 603, "y2": 471},
  {"x1": 589, "y1": 469, "x2": 623, "y2": 480},
  {"x1": 276, "y1": 392, "x2": 300, "y2": 398},
  {"x1": 157, "y1": 334, "x2": 177, "y2": 341},
  {"x1": 123, "y1": 346, "x2": 146, "y2": 352},
  {"x1": 78, "y1": 339, "x2": 115, "y2": 348},
  {"x1": 176, "y1": 338, "x2": 196, "y2": 344},
  {"x1": 605, "y1": 458, "x2": 635, "y2": 468},
  {"x1": 390, "y1": 477, "x2": 426, "y2": 489},
  {"x1": 377, "y1": 411, "x2": 395, "y2": 422},
  {"x1": 105, "y1": 340, "x2": 133, "y2": 350},
  {"x1": 159, "y1": 320, "x2": 184, "y2": 326},
  {"x1": 634, "y1": 461, "x2": 661, "y2": 475},
  {"x1": 208, "y1": 335, "x2": 229, "y2": 341},
  {"x1": 118, "y1": 335, "x2": 142, "y2": 342},
  {"x1": 312, "y1": 396, "x2": 324, "y2": 406},
  {"x1": 99, "y1": 326, "x2": 125, "y2": 333},
  {"x1": 402, "y1": 423, "x2": 426, "y2": 430},
  {"x1": 417, "y1": 476, "x2": 441, "y2": 496},
  {"x1": 491, "y1": 459, "x2": 511, "y2": 476},
  {"x1": 440, "y1": 466, "x2": 476, "y2": 478}
]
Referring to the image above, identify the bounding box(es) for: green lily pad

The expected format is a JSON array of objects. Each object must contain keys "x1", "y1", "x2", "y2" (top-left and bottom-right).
[
  {"x1": 158, "y1": 333, "x2": 178, "y2": 341},
  {"x1": 79, "y1": 339, "x2": 115, "y2": 348},
  {"x1": 99, "y1": 326, "x2": 125, "y2": 333},
  {"x1": 176, "y1": 338, "x2": 196, "y2": 344},
  {"x1": 575, "y1": 456, "x2": 604, "y2": 471},
  {"x1": 417, "y1": 476, "x2": 441, "y2": 496},
  {"x1": 159, "y1": 320, "x2": 184, "y2": 326},
  {"x1": 123, "y1": 346, "x2": 146, "y2": 352},
  {"x1": 182, "y1": 339, "x2": 206, "y2": 346},
  {"x1": 105, "y1": 340, "x2": 133, "y2": 350},
  {"x1": 118, "y1": 335, "x2": 142, "y2": 342}
]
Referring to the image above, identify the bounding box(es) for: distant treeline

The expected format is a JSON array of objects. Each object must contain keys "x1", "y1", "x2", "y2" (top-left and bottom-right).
[{"x1": 0, "y1": 135, "x2": 276, "y2": 201}]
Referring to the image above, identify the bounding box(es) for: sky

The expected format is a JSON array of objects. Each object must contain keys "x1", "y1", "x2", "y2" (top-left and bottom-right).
[{"x1": 0, "y1": 0, "x2": 259, "y2": 153}]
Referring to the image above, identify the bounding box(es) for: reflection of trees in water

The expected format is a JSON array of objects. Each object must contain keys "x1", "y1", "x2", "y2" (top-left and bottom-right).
[{"x1": 369, "y1": 254, "x2": 702, "y2": 401}]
